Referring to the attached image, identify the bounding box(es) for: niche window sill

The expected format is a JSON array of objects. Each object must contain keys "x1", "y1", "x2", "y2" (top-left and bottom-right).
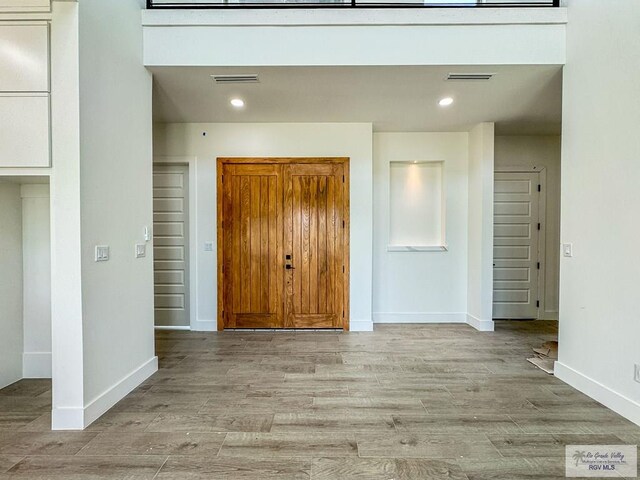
[{"x1": 387, "y1": 245, "x2": 448, "y2": 252}]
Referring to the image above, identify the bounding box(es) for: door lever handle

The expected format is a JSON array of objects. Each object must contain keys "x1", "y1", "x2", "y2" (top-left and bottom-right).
[{"x1": 285, "y1": 264, "x2": 295, "y2": 270}]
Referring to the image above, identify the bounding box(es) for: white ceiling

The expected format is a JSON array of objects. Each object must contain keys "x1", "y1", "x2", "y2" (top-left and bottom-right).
[{"x1": 151, "y1": 65, "x2": 562, "y2": 134}]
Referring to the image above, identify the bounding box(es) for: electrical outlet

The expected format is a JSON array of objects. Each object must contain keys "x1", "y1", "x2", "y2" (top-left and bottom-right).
[
  {"x1": 135, "y1": 244, "x2": 146, "y2": 258},
  {"x1": 635, "y1": 364, "x2": 640, "y2": 384},
  {"x1": 204, "y1": 241, "x2": 214, "y2": 252},
  {"x1": 95, "y1": 245, "x2": 110, "y2": 262}
]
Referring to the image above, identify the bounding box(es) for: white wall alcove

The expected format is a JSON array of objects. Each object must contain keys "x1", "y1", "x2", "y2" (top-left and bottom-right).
[{"x1": 388, "y1": 161, "x2": 447, "y2": 252}]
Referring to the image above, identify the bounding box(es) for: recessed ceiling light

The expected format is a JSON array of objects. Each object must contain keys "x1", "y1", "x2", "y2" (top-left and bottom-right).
[
  {"x1": 439, "y1": 97, "x2": 454, "y2": 107},
  {"x1": 230, "y1": 98, "x2": 245, "y2": 108}
]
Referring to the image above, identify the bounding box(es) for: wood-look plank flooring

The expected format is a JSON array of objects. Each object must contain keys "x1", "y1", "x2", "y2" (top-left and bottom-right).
[{"x1": 1, "y1": 321, "x2": 639, "y2": 479}]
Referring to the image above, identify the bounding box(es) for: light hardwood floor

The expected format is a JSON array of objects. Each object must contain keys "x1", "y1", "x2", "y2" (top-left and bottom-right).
[{"x1": 1, "y1": 321, "x2": 638, "y2": 479}]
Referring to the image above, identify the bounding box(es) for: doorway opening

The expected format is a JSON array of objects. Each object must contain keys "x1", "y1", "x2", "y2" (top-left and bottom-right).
[
  {"x1": 0, "y1": 177, "x2": 51, "y2": 389},
  {"x1": 492, "y1": 133, "x2": 562, "y2": 324},
  {"x1": 217, "y1": 158, "x2": 350, "y2": 331}
]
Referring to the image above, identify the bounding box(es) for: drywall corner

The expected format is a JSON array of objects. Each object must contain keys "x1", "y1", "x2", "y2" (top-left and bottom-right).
[{"x1": 467, "y1": 123, "x2": 495, "y2": 326}]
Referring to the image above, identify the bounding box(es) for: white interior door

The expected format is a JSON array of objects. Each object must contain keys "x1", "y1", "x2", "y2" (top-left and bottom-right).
[
  {"x1": 493, "y1": 171, "x2": 540, "y2": 319},
  {"x1": 153, "y1": 165, "x2": 190, "y2": 327}
]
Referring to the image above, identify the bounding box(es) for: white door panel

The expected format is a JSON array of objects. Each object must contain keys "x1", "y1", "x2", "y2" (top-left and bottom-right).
[
  {"x1": 154, "y1": 270, "x2": 185, "y2": 285},
  {"x1": 0, "y1": 25, "x2": 49, "y2": 92},
  {"x1": 153, "y1": 222, "x2": 185, "y2": 238},
  {"x1": 0, "y1": 95, "x2": 49, "y2": 167},
  {"x1": 154, "y1": 245, "x2": 185, "y2": 261},
  {"x1": 494, "y1": 223, "x2": 531, "y2": 238},
  {"x1": 0, "y1": 0, "x2": 50, "y2": 12},
  {"x1": 494, "y1": 179, "x2": 531, "y2": 194},
  {"x1": 153, "y1": 165, "x2": 190, "y2": 327},
  {"x1": 153, "y1": 197, "x2": 184, "y2": 213},
  {"x1": 493, "y1": 172, "x2": 540, "y2": 319},
  {"x1": 494, "y1": 267, "x2": 530, "y2": 282},
  {"x1": 494, "y1": 245, "x2": 531, "y2": 260},
  {"x1": 154, "y1": 294, "x2": 185, "y2": 309},
  {"x1": 494, "y1": 289, "x2": 530, "y2": 304},
  {"x1": 494, "y1": 201, "x2": 531, "y2": 216}
]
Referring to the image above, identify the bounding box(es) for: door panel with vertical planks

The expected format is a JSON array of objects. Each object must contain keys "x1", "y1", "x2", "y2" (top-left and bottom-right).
[
  {"x1": 219, "y1": 159, "x2": 349, "y2": 330},
  {"x1": 221, "y1": 164, "x2": 283, "y2": 328},
  {"x1": 283, "y1": 163, "x2": 345, "y2": 329}
]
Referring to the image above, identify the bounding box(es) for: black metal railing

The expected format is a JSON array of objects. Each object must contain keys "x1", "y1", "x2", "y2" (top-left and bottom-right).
[{"x1": 147, "y1": 0, "x2": 560, "y2": 9}]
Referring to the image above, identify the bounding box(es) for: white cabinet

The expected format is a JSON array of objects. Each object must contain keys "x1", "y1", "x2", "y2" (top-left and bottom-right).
[
  {"x1": 0, "y1": 24, "x2": 49, "y2": 92},
  {"x1": 0, "y1": 95, "x2": 50, "y2": 167},
  {"x1": 0, "y1": 24, "x2": 50, "y2": 168},
  {"x1": 0, "y1": 1, "x2": 50, "y2": 13}
]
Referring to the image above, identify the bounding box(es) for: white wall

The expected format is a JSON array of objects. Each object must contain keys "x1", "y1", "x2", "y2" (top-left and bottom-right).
[
  {"x1": 373, "y1": 133, "x2": 469, "y2": 323},
  {"x1": 77, "y1": 0, "x2": 156, "y2": 426},
  {"x1": 154, "y1": 126, "x2": 498, "y2": 332},
  {"x1": 21, "y1": 184, "x2": 51, "y2": 378},
  {"x1": 0, "y1": 183, "x2": 23, "y2": 389},
  {"x1": 50, "y1": 0, "x2": 85, "y2": 430},
  {"x1": 467, "y1": 123, "x2": 495, "y2": 331},
  {"x1": 154, "y1": 123, "x2": 374, "y2": 331},
  {"x1": 555, "y1": 1, "x2": 640, "y2": 426},
  {"x1": 50, "y1": 0, "x2": 157, "y2": 430},
  {"x1": 495, "y1": 135, "x2": 561, "y2": 320},
  {"x1": 143, "y1": 9, "x2": 566, "y2": 67}
]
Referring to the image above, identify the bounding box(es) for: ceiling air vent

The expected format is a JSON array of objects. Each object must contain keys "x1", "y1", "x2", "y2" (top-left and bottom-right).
[
  {"x1": 447, "y1": 73, "x2": 495, "y2": 81},
  {"x1": 211, "y1": 74, "x2": 259, "y2": 84}
]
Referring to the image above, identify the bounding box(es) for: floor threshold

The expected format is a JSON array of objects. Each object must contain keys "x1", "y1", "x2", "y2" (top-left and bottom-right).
[{"x1": 225, "y1": 328, "x2": 344, "y2": 332}]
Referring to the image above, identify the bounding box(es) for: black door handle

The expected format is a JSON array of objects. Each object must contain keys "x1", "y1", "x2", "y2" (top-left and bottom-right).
[{"x1": 285, "y1": 264, "x2": 295, "y2": 270}]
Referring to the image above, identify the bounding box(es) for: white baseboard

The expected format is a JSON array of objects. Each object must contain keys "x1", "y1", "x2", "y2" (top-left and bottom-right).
[
  {"x1": 466, "y1": 314, "x2": 495, "y2": 332},
  {"x1": 154, "y1": 325, "x2": 191, "y2": 331},
  {"x1": 350, "y1": 320, "x2": 374, "y2": 332},
  {"x1": 183, "y1": 316, "x2": 496, "y2": 332},
  {"x1": 373, "y1": 312, "x2": 466, "y2": 324},
  {"x1": 541, "y1": 310, "x2": 559, "y2": 321},
  {"x1": 372, "y1": 312, "x2": 494, "y2": 332},
  {"x1": 555, "y1": 361, "x2": 640, "y2": 427},
  {"x1": 83, "y1": 356, "x2": 158, "y2": 428},
  {"x1": 52, "y1": 356, "x2": 158, "y2": 431},
  {"x1": 52, "y1": 407, "x2": 84, "y2": 431},
  {"x1": 23, "y1": 352, "x2": 52, "y2": 378},
  {"x1": 192, "y1": 319, "x2": 217, "y2": 332}
]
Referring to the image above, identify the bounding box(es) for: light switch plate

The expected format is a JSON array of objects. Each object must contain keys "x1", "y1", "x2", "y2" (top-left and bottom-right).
[
  {"x1": 144, "y1": 226, "x2": 151, "y2": 242},
  {"x1": 95, "y1": 245, "x2": 110, "y2": 262},
  {"x1": 562, "y1": 243, "x2": 573, "y2": 258},
  {"x1": 135, "y1": 244, "x2": 146, "y2": 258},
  {"x1": 635, "y1": 364, "x2": 640, "y2": 384},
  {"x1": 204, "y1": 241, "x2": 214, "y2": 252}
]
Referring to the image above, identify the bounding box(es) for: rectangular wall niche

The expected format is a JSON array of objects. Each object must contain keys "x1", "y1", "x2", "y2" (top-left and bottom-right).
[{"x1": 389, "y1": 161, "x2": 446, "y2": 252}]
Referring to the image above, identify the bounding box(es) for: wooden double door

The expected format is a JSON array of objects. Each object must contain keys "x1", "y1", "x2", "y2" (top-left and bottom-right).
[{"x1": 217, "y1": 158, "x2": 350, "y2": 330}]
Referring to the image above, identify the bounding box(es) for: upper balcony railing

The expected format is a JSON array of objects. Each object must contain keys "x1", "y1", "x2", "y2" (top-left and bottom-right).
[{"x1": 147, "y1": 0, "x2": 560, "y2": 9}]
